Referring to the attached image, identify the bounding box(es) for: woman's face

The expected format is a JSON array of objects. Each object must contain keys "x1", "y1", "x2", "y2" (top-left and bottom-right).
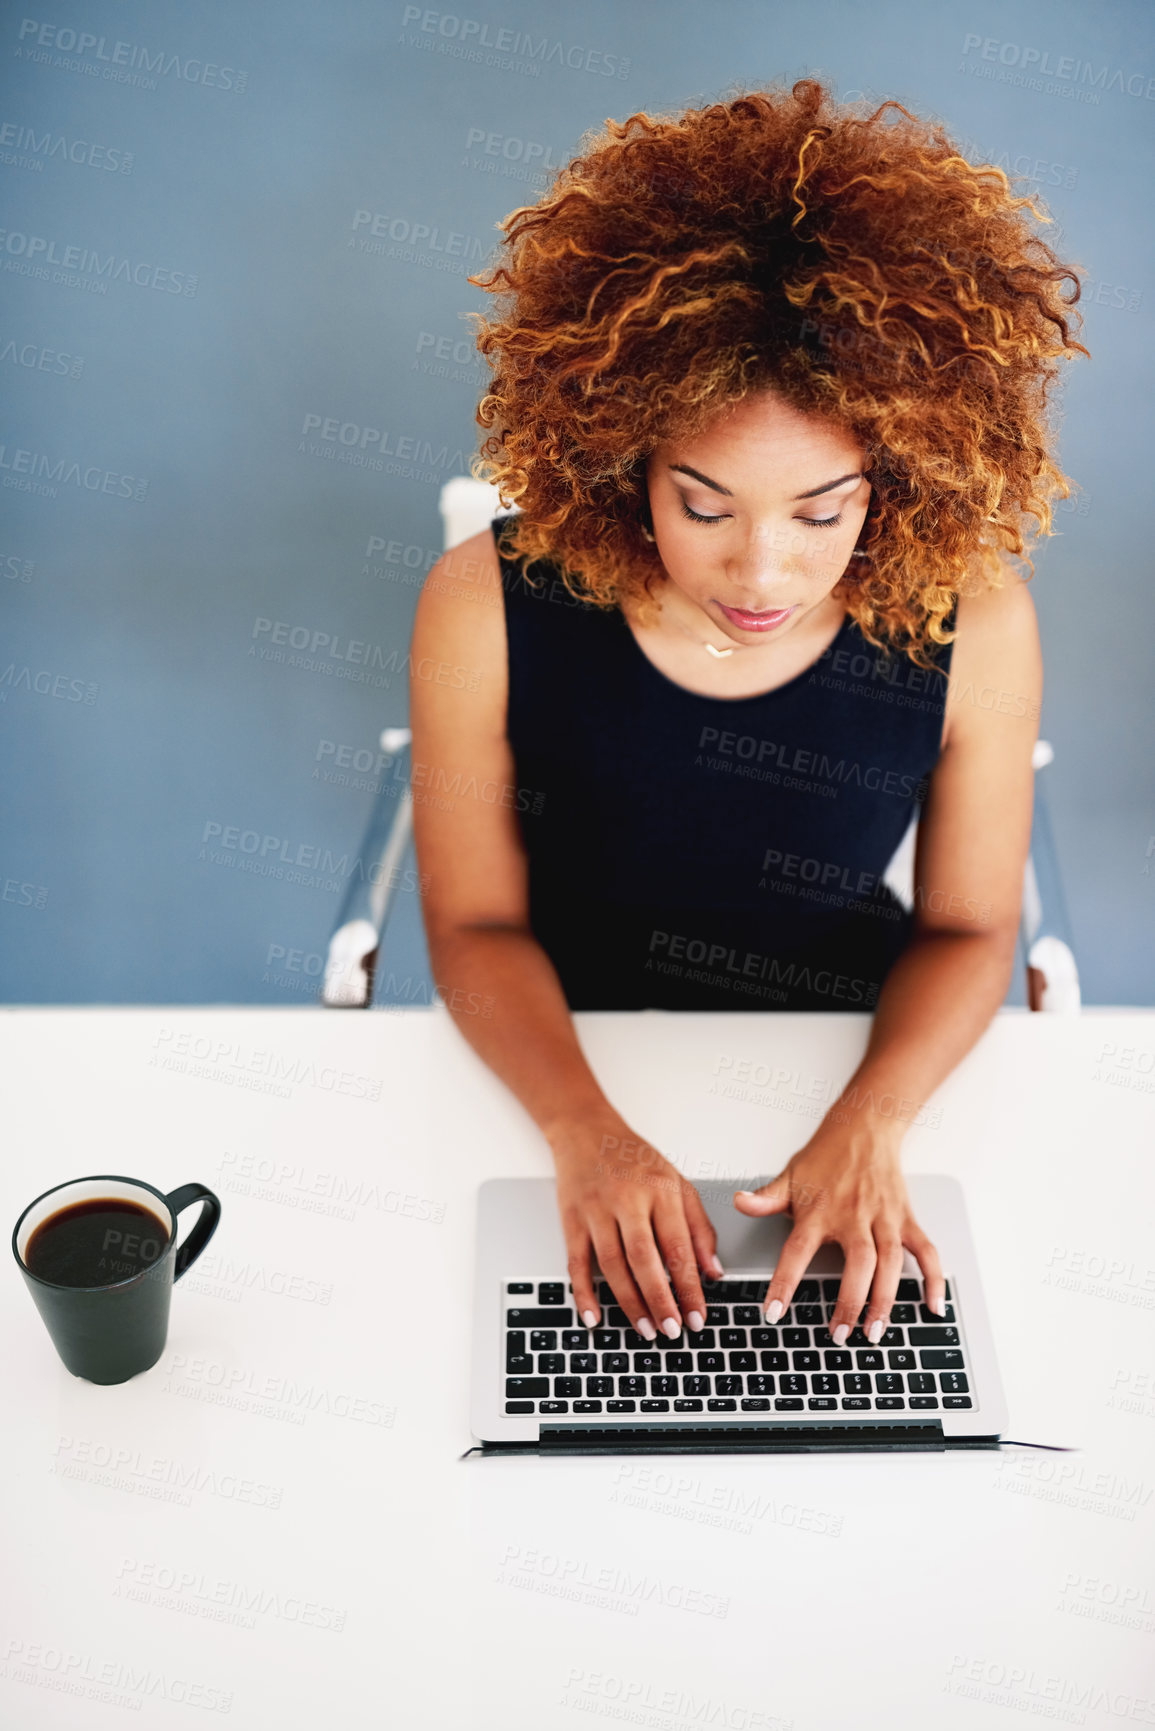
[{"x1": 644, "y1": 388, "x2": 872, "y2": 646}]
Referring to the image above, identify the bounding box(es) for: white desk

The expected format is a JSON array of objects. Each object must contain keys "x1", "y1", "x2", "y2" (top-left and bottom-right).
[{"x1": 2, "y1": 1005, "x2": 1154, "y2": 1730}]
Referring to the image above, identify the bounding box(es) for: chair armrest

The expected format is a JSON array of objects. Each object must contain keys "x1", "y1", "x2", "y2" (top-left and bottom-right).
[{"x1": 320, "y1": 730, "x2": 414, "y2": 1008}]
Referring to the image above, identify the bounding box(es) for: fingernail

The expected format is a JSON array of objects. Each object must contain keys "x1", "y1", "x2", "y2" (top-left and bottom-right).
[
  {"x1": 867, "y1": 1319, "x2": 884, "y2": 1345},
  {"x1": 687, "y1": 1310, "x2": 705, "y2": 1333},
  {"x1": 832, "y1": 1323, "x2": 849, "y2": 1346},
  {"x1": 934, "y1": 1297, "x2": 947, "y2": 1317},
  {"x1": 661, "y1": 1317, "x2": 681, "y2": 1339},
  {"x1": 637, "y1": 1317, "x2": 657, "y2": 1341},
  {"x1": 764, "y1": 1299, "x2": 783, "y2": 1324},
  {"x1": 709, "y1": 1255, "x2": 724, "y2": 1277},
  {"x1": 735, "y1": 1190, "x2": 753, "y2": 1198},
  {"x1": 582, "y1": 1309, "x2": 598, "y2": 1329}
]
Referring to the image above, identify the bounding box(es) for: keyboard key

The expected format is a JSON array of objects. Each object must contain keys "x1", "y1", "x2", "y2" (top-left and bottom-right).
[
  {"x1": 652, "y1": 1376, "x2": 678, "y2": 1397},
  {"x1": 842, "y1": 1396, "x2": 870, "y2": 1410},
  {"x1": 908, "y1": 1372, "x2": 936, "y2": 1394},
  {"x1": 822, "y1": 1279, "x2": 841, "y2": 1300},
  {"x1": 675, "y1": 1398, "x2": 703, "y2": 1412},
  {"x1": 943, "y1": 1395, "x2": 972, "y2": 1409},
  {"x1": 602, "y1": 1353, "x2": 628, "y2": 1373},
  {"x1": 808, "y1": 1397, "x2": 837, "y2": 1410},
  {"x1": 587, "y1": 1377, "x2": 613, "y2": 1397},
  {"x1": 856, "y1": 1350, "x2": 884, "y2": 1370},
  {"x1": 505, "y1": 1400, "x2": 535, "y2": 1412},
  {"x1": 896, "y1": 1279, "x2": 920, "y2": 1301},
  {"x1": 781, "y1": 1374, "x2": 807, "y2": 1396},
  {"x1": 706, "y1": 1306, "x2": 728, "y2": 1326},
  {"x1": 734, "y1": 1306, "x2": 762, "y2": 1325},
  {"x1": 507, "y1": 1309, "x2": 573, "y2": 1328},
  {"x1": 813, "y1": 1374, "x2": 840, "y2": 1395},
  {"x1": 667, "y1": 1352, "x2": 693, "y2": 1371},
  {"x1": 775, "y1": 1398, "x2": 804, "y2": 1411},
  {"x1": 844, "y1": 1373, "x2": 872, "y2": 1394},
  {"x1": 641, "y1": 1399, "x2": 670, "y2": 1412},
  {"x1": 607, "y1": 1307, "x2": 629, "y2": 1328},
  {"x1": 506, "y1": 1330, "x2": 526, "y2": 1354},
  {"x1": 909, "y1": 1396, "x2": 939, "y2": 1410},
  {"x1": 698, "y1": 1352, "x2": 724, "y2": 1371},
  {"x1": 538, "y1": 1354, "x2": 564, "y2": 1374},
  {"x1": 569, "y1": 1354, "x2": 597, "y2": 1374},
  {"x1": 728, "y1": 1351, "x2": 756, "y2": 1371},
  {"x1": 506, "y1": 1378, "x2": 549, "y2": 1398},
  {"x1": 920, "y1": 1349, "x2": 965, "y2": 1370},
  {"x1": 940, "y1": 1372, "x2": 969, "y2": 1393},
  {"x1": 875, "y1": 1396, "x2": 905, "y2": 1410},
  {"x1": 824, "y1": 1350, "x2": 852, "y2": 1371},
  {"x1": 876, "y1": 1373, "x2": 904, "y2": 1394},
  {"x1": 919, "y1": 1303, "x2": 956, "y2": 1323},
  {"x1": 618, "y1": 1377, "x2": 646, "y2": 1397},
  {"x1": 742, "y1": 1398, "x2": 770, "y2": 1411},
  {"x1": 892, "y1": 1304, "x2": 916, "y2": 1324},
  {"x1": 507, "y1": 1354, "x2": 533, "y2": 1375},
  {"x1": 623, "y1": 1329, "x2": 649, "y2": 1350},
  {"x1": 540, "y1": 1400, "x2": 569, "y2": 1413},
  {"x1": 708, "y1": 1398, "x2": 737, "y2": 1411},
  {"x1": 562, "y1": 1330, "x2": 589, "y2": 1349},
  {"x1": 795, "y1": 1304, "x2": 824, "y2": 1325},
  {"x1": 751, "y1": 1328, "x2": 779, "y2": 1348},
  {"x1": 792, "y1": 1350, "x2": 820, "y2": 1371},
  {"x1": 720, "y1": 1329, "x2": 747, "y2": 1348},
  {"x1": 706, "y1": 1279, "x2": 767, "y2": 1301},
  {"x1": 574, "y1": 1400, "x2": 603, "y2": 1413},
  {"x1": 716, "y1": 1375, "x2": 743, "y2": 1396},
  {"x1": 608, "y1": 1400, "x2": 636, "y2": 1412},
  {"x1": 538, "y1": 1283, "x2": 565, "y2": 1306},
  {"x1": 633, "y1": 1352, "x2": 662, "y2": 1372},
  {"x1": 880, "y1": 1328, "x2": 905, "y2": 1347},
  {"x1": 794, "y1": 1280, "x2": 819, "y2": 1302},
  {"x1": 684, "y1": 1375, "x2": 711, "y2": 1396},
  {"x1": 909, "y1": 1326, "x2": 959, "y2": 1346},
  {"x1": 592, "y1": 1329, "x2": 620, "y2": 1350},
  {"x1": 554, "y1": 1377, "x2": 581, "y2": 1398},
  {"x1": 761, "y1": 1351, "x2": 788, "y2": 1372},
  {"x1": 887, "y1": 1349, "x2": 915, "y2": 1370},
  {"x1": 507, "y1": 1282, "x2": 533, "y2": 1295},
  {"x1": 530, "y1": 1331, "x2": 557, "y2": 1352},
  {"x1": 783, "y1": 1328, "x2": 809, "y2": 1347},
  {"x1": 748, "y1": 1374, "x2": 774, "y2": 1395}
]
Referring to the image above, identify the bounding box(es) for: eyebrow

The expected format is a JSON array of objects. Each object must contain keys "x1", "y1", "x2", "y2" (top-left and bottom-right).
[{"x1": 668, "y1": 463, "x2": 862, "y2": 501}]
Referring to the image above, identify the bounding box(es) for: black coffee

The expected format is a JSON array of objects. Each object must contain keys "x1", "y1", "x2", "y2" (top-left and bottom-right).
[{"x1": 25, "y1": 1198, "x2": 170, "y2": 1287}]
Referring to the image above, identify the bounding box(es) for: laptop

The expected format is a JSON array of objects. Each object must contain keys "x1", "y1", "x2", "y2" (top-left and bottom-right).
[{"x1": 469, "y1": 1174, "x2": 1007, "y2": 1454}]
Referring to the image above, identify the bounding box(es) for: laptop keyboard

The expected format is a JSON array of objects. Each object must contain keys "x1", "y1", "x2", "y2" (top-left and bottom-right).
[{"x1": 503, "y1": 1276, "x2": 972, "y2": 1418}]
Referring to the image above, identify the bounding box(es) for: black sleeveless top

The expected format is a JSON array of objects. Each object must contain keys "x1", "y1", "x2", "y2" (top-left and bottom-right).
[{"x1": 494, "y1": 516, "x2": 955, "y2": 1012}]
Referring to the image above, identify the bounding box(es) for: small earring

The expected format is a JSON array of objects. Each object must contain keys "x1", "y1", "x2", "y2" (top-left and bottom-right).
[{"x1": 640, "y1": 523, "x2": 655, "y2": 542}]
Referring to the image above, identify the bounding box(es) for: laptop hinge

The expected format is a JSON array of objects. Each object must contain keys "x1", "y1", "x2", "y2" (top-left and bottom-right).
[{"x1": 526, "y1": 1419, "x2": 999, "y2": 1455}]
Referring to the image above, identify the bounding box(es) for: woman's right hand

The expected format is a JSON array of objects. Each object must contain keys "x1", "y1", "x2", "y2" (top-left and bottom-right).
[{"x1": 547, "y1": 1109, "x2": 723, "y2": 1339}]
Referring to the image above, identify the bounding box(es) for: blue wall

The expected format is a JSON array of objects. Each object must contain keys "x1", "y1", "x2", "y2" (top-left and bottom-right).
[{"x1": 2, "y1": 0, "x2": 1152, "y2": 1004}]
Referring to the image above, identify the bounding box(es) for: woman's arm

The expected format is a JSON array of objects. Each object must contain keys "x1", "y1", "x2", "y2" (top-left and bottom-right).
[
  {"x1": 736, "y1": 570, "x2": 1043, "y2": 1337},
  {"x1": 409, "y1": 528, "x2": 719, "y2": 1337}
]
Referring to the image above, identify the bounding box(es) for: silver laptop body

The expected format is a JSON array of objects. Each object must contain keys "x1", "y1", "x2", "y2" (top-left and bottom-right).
[{"x1": 470, "y1": 1175, "x2": 1007, "y2": 1454}]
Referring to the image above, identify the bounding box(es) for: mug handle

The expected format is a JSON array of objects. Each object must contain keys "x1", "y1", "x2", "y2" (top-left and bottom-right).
[{"x1": 164, "y1": 1183, "x2": 222, "y2": 1280}]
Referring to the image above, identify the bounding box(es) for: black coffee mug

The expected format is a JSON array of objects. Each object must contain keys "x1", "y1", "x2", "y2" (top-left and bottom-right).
[{"x1": 12, "y1": 1173, "x2": 221, "y2": 1385}]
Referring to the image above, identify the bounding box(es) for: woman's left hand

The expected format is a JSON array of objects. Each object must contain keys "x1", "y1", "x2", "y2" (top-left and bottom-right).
[{"x1": 733, "y1": 1119, "x2": 947, "y2": 1342}]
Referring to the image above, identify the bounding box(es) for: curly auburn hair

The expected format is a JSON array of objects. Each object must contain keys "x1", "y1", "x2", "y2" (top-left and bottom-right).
[{"x1": 466, "y1": 78, "x2": 1089, "y2": 667}]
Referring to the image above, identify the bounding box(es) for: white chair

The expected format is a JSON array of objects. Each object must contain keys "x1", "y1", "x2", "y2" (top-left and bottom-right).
[{"x1": 323, "y1": 478, "x2": 1080, "y2": 1011}]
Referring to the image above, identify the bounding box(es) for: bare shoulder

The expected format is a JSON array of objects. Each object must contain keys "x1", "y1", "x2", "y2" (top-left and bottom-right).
[
  {"x1": 943, "y1": 566, "x2": 1043, "y2": 746},
  {"x1": 411, "y1": 522, "x2": 509, "y2": 726}
]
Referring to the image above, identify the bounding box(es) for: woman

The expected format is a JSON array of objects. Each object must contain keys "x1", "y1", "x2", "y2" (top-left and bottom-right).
[{"x1": 408, "y1": 80, "x2": 1085, "y2": 1349}]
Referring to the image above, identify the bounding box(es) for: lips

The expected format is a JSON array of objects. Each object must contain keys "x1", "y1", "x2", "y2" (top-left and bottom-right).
[{"x1": 716, "y1": 603, "x2": 797, "y2": 633}]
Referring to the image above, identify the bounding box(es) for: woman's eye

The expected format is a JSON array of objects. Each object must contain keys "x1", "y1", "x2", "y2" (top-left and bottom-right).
[{"x1": 679, "y1": 500, "x2": 727, "y2": 526}]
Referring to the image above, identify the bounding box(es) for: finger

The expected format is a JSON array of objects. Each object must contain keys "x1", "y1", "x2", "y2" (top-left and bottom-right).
[
  {"x1": 588, "y1": 1219, "x2": 656, "y2": 1340},
  {"x1": 760, "y1": 1219, "x2": 824, "y2": 1322},
  {"x1": 903, "y1": 1219, "x2": 947, "y2": 1316},
  {"x1": 863, "y1": 1229, "x2": 905, "y2": 1340},
  {"x1": 563, "y1": 1223, "x2": 600, "y2": 1330},
  {"x1": 733, "y1": 1171, "x2": 792, "y2": 1217},
  {"x1": 652, "y1": 1195, "x2": 707, "y2": 1334},
  {"x1": 620, "y1": 1217, "x2": 683, "y2": 1340},
  {"x1": 679, "y1": 1184, "x2": 724, "y2": 1297},
  {"x1": 830, "y1": 1234, "x2": 877, "y2": 1343}
]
